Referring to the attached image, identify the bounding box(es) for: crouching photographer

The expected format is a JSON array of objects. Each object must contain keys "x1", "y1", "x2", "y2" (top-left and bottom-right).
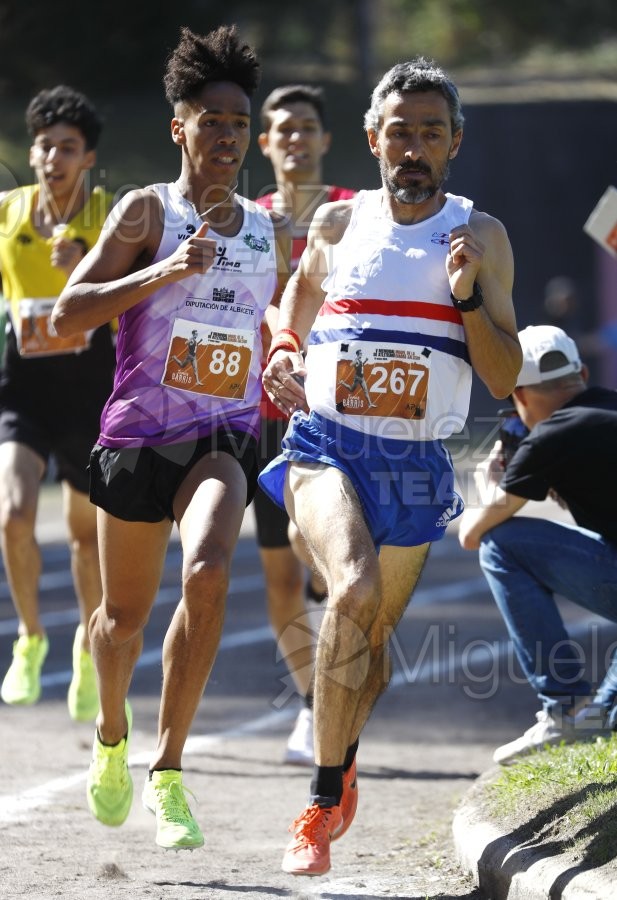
[{"x1": 459, "y1": 325, "x2": 617, "y2": 764}]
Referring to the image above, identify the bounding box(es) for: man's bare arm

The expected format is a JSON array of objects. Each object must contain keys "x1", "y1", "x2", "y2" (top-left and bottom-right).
[
  {"x1": 52, "y1": 190, "x2": 218, "y2": 336},
  {"x1": 449, "y1": 211, "x2": 521, "y2": 399},
  {"x1": 260, "y1": 210, "x2": 292, "y2": 350},
  {"x1": 280, "y1": 200, "x2": 352, "y2": 337},
  {"x1": 268, "y1": 209, "x2": 293, "y2": 309},
  {"x1": 262, "y1": 200, "x2": 353, "y2": 415},
  {"x1": 458, "y1": 442, "x2": 527, "y2": 550}
]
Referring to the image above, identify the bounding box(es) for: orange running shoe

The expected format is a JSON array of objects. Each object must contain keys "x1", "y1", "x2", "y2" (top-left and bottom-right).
[
  {"x1": 334, "y1": 758, "x2": 358, "y2": 841},
  {"x1": 281, "y1": 803, "x2": 343, "y2": 876}
]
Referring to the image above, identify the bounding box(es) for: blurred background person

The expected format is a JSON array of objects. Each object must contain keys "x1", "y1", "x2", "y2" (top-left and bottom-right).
[{"x1": 0, "y1": 85, "x2": 115, "y2": 721}]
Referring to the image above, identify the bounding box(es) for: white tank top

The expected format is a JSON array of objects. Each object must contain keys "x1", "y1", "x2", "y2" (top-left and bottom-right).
[{"x1": 305, "y1": 189, "x2": 474, "y2": 440}]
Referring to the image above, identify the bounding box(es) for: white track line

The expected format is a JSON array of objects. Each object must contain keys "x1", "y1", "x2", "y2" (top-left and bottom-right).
[
  {"x1": 0, "y1": 706, "x2": 297, "y2": 824},
  {"x1": 0, "y1": 577, "x2": 487, "y2": 824},
  {"x1": 0, "y1": 574, "x2": 489, "y2": 639},
  {"x1": 1, "y1": 576, "x2": 610, "y2": 825}
]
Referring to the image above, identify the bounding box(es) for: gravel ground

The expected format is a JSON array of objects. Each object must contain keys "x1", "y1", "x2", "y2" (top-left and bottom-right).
[{"x1": 1, "y1": 707, "x2": 487, "y2": 900}]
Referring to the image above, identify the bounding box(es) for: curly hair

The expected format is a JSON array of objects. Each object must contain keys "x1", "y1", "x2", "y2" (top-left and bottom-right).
[
  {"x1": 164, "y1": 24, "x2": 261, "y2": 106},
  {"x1": 25, "y1": 85, "x2": 103, "y2": 150},
  {"x1": 259, "y1": 84, "x2": 326, "y2": 131},
  {"x1": 364, "y1": 57, "x2": 464, "y2": 135}
]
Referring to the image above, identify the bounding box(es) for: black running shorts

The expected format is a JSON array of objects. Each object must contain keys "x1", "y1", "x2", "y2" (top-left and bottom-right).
[
  {"x1": 89, "y1": 429, "x2": 258, "y2": 523},
  {"x1": 254, "y1": 415, "x2": 291, "y2": 548}
]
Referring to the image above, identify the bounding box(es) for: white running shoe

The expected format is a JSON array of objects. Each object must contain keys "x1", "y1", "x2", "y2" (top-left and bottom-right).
[
  {"x1": 284, "y1": 707, "x2": 314, "y2": 766},
  {"x1": 493, "y1": 707, "x2": 611, "y2": 766}
]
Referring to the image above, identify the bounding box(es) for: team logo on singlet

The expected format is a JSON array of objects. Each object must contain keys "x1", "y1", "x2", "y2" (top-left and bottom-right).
[
  {"x1": 212, "y1": 288, "x2": 235, "y2": 303},
  {"x1": 431, "y1": 232, "x2": 449, "y2": 245},
  {"x1": 214, "y1": 245, "x2": 241, "y2": 270},
  {"x1": 177, "y1": 222, "x2": 197, "y2": 239},
  {"x1": 175, "y1": 228, "x2": 270, "y2": 266},
  {"x1": 243, "y1": 232, "x2": 270, "y2": 253}
]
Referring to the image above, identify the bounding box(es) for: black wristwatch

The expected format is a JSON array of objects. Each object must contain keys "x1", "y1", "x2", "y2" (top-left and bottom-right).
[{"x1": 450, "y1": 281, "x2": 484, "y2": 312}]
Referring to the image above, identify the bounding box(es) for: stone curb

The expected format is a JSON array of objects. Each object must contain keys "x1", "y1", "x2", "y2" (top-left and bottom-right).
[{"x1": 452, "y1": 778, "x2": 615, "y2": 899}]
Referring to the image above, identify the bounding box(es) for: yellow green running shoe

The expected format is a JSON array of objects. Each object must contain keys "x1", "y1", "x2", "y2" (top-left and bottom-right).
[
  {"x1": 142, "y1": 769, "x2": 204, "y2": 850},
  {"x1": 67, "y1": 624, "x2": 99, "y2": 722},
  {"x1": 1, "y1": 634, "x2": 49, "y2": 705},
  {"x1": 87, "y1": 702, "x2": 133, "y2": 826}
]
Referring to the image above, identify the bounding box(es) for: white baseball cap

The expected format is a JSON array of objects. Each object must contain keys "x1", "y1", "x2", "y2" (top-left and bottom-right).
[{"x1": 516, "y1": 325, "x2": 582, "y2": 387}]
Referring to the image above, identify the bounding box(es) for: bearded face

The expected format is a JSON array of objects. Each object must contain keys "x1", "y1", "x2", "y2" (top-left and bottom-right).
[
  {"x1": 379, "y1": 155, "x2": 451, "y2": 205},
  {"x1": 369, "y1": 90, "x2": 462, "y2": 210}
]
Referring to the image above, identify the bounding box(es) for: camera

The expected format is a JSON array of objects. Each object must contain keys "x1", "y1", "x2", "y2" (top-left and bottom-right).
[{"x1": 497, "y1": 407, "x2": 529, "y2": 468}]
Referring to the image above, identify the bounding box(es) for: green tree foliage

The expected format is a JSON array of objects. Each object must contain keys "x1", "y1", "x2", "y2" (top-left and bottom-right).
[
  {"x1": 0, "y1": 0, "x2": 615, "y2": 96},
  {"x1": 378, "y1": 0, "x2": 617, "y2": 66}
]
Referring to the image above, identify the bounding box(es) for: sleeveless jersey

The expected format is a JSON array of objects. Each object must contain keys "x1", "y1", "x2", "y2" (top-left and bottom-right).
[
  {"x1": 257, "y1": 185, "x2": 355, "y2": 270},
  {"x1": 0, "y1": 185, "x2": 115, "y2": 420},
  {"x1": 0, "y1": 184, "x2": 112, "y2": 304},
  {"x1": 0, "y1": 185, "x2": 113, "y2": 358},
  {"x1": 99, "y1": 182, "x2": 278, "y2": 448},
  {"x1": 306, "y1": 190, "x2": 474, "y2": 440},
  {"x1": 257, "y1": 185, "x2": 356, "y2": 421}
]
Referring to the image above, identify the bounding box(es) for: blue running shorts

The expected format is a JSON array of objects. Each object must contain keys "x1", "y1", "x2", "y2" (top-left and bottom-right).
[{"x1": 258, "y1": 410, "x2": 463, "y2": 549}]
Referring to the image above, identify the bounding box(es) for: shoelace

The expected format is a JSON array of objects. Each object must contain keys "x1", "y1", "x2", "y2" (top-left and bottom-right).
[
  {"x1": 289, "y1": 805, "x2": 334, "y2": 846},
  {"x1": 155, "y1": 780, "x2": 197, "y2": 825},
  {"x1": 15, "y1": 640, "x2": 43, "y2": 666},
  {"x1": 92, "y1": 739, "x2": 129, "y2": 789}
]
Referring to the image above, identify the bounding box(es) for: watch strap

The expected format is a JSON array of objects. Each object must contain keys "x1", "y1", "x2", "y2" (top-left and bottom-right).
[{"x1": 451, "y1": 281, "x2": 484, "y2": 312}]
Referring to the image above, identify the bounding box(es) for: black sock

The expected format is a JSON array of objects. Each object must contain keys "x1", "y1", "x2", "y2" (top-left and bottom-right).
[
  {"x1": 148, "y1": 767, "x2": 182, "y2": 778},
  {"x1": 343, "y1": 738, "x2": 359, "y2": 772},
  {"x1": 306, "y1": 579, "x2": 327, "y2": 604},
  {"x1": 310, "y1": 764, "x2": 343, "y2": 806}
]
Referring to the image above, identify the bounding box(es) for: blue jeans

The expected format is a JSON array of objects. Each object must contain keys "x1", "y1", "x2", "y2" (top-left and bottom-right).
[{"x1": 479, "y1": 517, "x2": 617, "y2": 719}]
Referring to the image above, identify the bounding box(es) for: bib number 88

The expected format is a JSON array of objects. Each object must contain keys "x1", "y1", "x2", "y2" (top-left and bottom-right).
[{"x1": 209, "y1": 348, "x2": 242, "y2": 377}]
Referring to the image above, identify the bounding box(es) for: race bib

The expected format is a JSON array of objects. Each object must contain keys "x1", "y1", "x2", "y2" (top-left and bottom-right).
[
  {"x1": 335, "y1": 340, "x2": 430, "y2": 419},
  {"x1": 162, "y1": 318, "x2": 254, "y2": 399},
  {"x1": 17, "y1": 298, "x2": 89, "y2": 357}
]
